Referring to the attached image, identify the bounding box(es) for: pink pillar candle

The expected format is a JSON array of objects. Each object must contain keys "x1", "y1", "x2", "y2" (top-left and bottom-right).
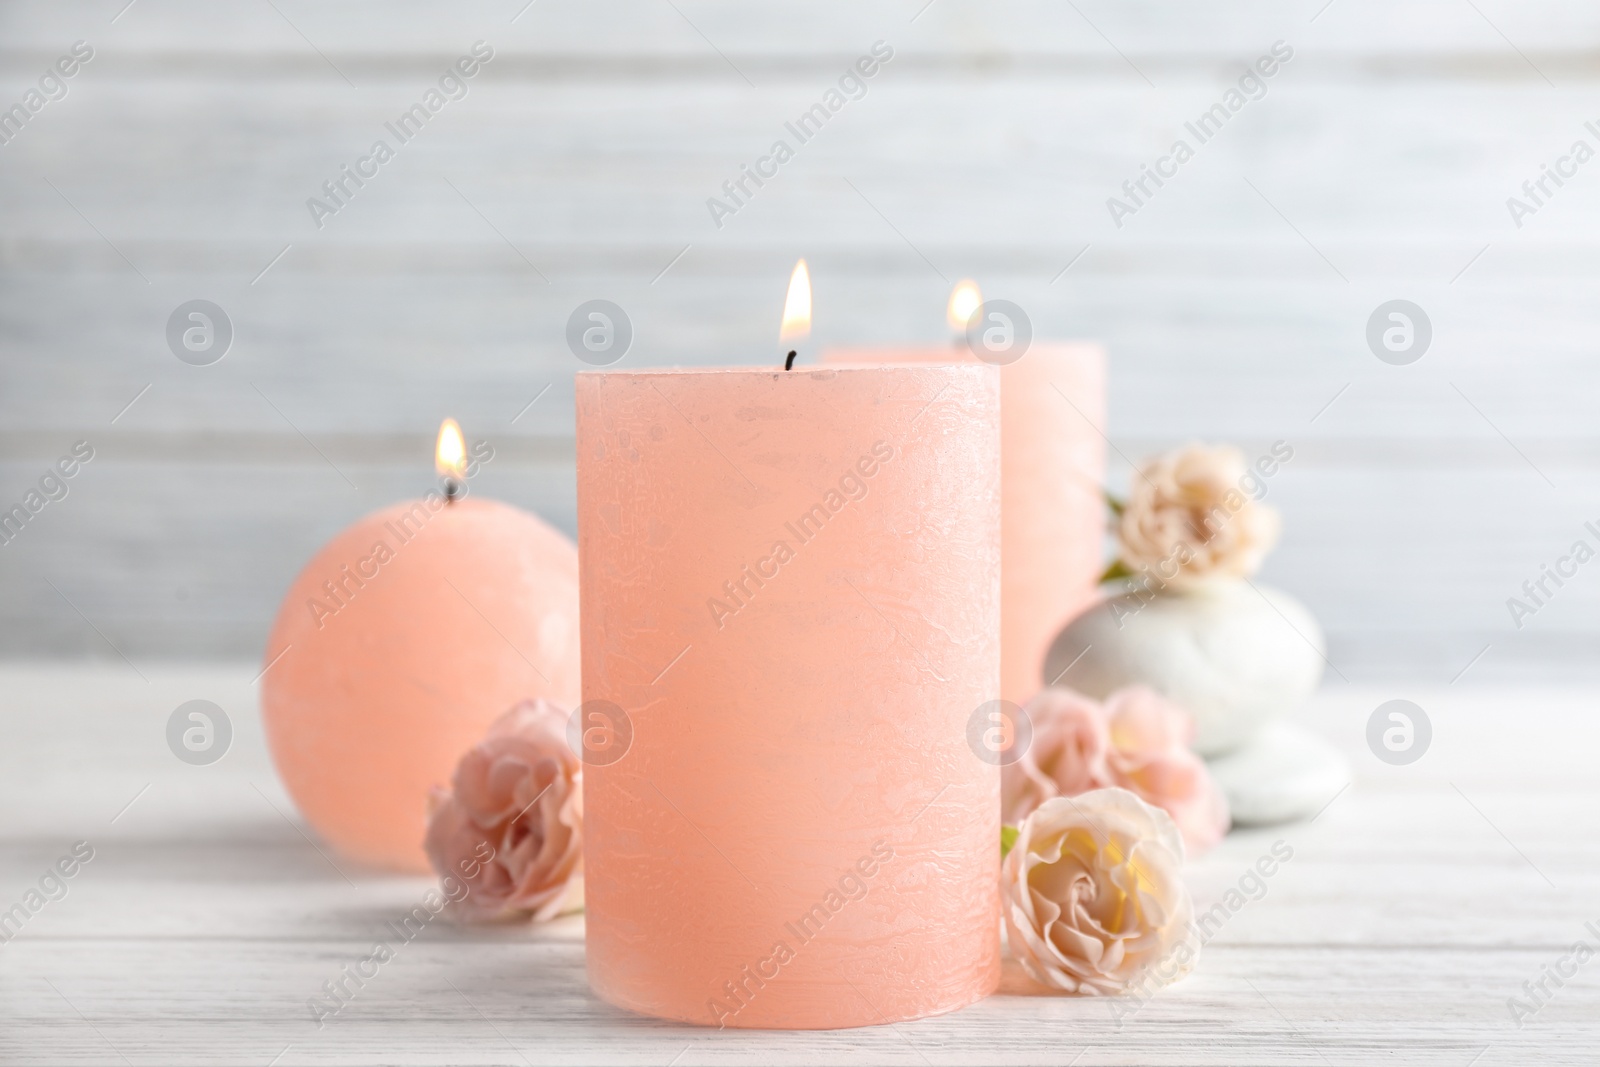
[
  {"x1": 262, "y1": 495, "x2": 581, "y2": 872},
  {"x1": 823, "y1": 344, "x2": 1106, "y2": 703},
  {"x1": 576, "y1": 365, "x2": 1001, "y2": 1029}
]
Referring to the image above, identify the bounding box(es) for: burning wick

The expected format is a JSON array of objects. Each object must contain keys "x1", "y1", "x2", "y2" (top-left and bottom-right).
[
  {"x1": 435, "y1": 417, "x2": 468, "y2": 505},
  {"x1": 779, "y1": 257, "x2": 811, "y2": 371}
]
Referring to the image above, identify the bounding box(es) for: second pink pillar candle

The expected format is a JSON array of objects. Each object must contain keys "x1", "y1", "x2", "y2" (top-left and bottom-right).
[{"x1": 824, "y1": 343, "x2": 1107, "y2": 703}]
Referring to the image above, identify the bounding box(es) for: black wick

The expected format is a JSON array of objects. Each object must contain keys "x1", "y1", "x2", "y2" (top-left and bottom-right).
[
  {"x1": 784, "y1": 350, "x2": 797, "y2": 371},
  {"x1": 444, "y1": 478, "x2": 460, "y2": 504}
]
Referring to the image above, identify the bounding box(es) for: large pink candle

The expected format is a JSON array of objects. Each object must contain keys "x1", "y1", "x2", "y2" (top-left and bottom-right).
[
  {"x1": 822, "y1": 339, "x2": 1106, "y2": 703},
  {"x1": 576, "y1": 365, "x2": 1001, "y2": 1029}
]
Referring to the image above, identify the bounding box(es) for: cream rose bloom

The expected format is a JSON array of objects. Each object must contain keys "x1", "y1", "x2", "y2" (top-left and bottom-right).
[
  {"x1": 1003, "y1": 789, "x2": 1197, "y2": 995},
  {"x1": 1117, "y1": 444, "x2": 1280, "y2": 588},
  {"x1": 424, "y1": 700, "x2": 583, "y2": 921}
]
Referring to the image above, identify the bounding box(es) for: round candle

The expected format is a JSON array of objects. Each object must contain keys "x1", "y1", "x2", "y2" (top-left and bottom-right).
[
  {"x1": 577, "y1": 365, "x2": 1001, "y2": 1029},
  {"x1": 822, "y1": 342, "x2": 1106, "y2": 703},
  {"x1": 261, "y1": 494, "x2": 581, "y2": 872}
]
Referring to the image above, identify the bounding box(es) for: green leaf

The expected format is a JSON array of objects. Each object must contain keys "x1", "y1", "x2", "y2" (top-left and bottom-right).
[
  {"x1": 1103, "y1": 489, "x2": 1125, "y2": 517},
  {"x1": 1098, "y1": 558, "x2": 1134, "y2": 585},
  {"x1": 1000, "y1": 825, "x2": 1019, "y2": 859}
]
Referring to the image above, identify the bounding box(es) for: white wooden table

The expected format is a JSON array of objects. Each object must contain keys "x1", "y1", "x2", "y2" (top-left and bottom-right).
[{"x1": 1, "y1": 664, "x2": 1594, "y2": 1065}]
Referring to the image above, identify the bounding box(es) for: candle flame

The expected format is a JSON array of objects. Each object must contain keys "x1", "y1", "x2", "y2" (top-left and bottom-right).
[
  {"x1": 947, "y1": 279, "x2": 982, "y2": 332},
  {"x1": 780, "y1": 258, "x2": 812, "y2": 342},
  {"x1": 435, "y1": 418, "x2": 467, "y2": 480}
]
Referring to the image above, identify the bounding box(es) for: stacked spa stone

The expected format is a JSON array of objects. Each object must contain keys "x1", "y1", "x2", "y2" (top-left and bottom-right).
[{"x1": 1042, "y1": 580, "x2": 1348, "y2": 826}]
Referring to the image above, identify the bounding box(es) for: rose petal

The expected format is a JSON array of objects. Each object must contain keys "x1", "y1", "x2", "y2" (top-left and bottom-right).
[
  {"x1": 423, "y1": 699, "x2": 583, "y2": 922},
  {"x1": 1116, "y1": 443, "x2": 1280, "y2": 588},
  {"x1": 1002, "y1": 790, "x2": 1196, "y2": 996},
  {"x1": 1002, "y1": 688, "x2": 1112, "y2": 824}
]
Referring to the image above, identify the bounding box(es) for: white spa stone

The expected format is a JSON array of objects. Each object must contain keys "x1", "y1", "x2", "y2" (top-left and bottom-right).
[
  {"x1": 1040, "y1": 580, "x2": 1325, "y2": 756},
  {"x1": 1206, "y1": 721, "x2": 1350, "y2": 826}
]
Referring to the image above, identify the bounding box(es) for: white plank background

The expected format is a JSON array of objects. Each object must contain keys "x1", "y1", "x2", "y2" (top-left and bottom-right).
[
  {"x1": 0, "y1": 1, "x2": 1597, "y2": 677},
  {"x1": 1, "y1": 664, "x2": 1597, "y2": 1064}
]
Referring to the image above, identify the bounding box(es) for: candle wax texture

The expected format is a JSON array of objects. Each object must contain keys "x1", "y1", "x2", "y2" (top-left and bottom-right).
[
  {"x1": 823, "y1": 344, "x2": 1106, "y2": 703},
  {"x1": 576, "y1": 366, "x2": 1001, "y2": 1029},
  {"x1": 261, "y1": 495, "x2": 581, "y2": 872}
]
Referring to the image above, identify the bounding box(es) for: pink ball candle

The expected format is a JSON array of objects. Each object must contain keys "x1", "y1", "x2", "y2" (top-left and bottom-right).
[
  {"x1": 576, "y1": 365, "x2": 1001, "y2": 1029},
  {"x1": 824, "y1": 326, "x2": 1105, "y2": 704},
  {"x1": 261, "y1": 426, "x2": 580, "y2": 872}
]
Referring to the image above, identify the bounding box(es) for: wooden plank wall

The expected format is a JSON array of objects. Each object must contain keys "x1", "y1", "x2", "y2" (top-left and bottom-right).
[{"x1": 0, "y1": 0, "x2": 1597, "y2": 681}]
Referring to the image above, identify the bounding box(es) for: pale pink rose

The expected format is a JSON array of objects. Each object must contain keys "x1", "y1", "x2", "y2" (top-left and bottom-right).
[
  {"x1": 1104, "y1": 687, "x2": 1231, "y2": 854},
  {"x1": 1002, "y1": 688, "x2": 1113, "y2": 825},
  {"x1": 1117, "y1": 443, "x2": 1280, "y2": 589},
  {"x1": 1002, "y1": 686, "x2": 1229, "y2": 854},
  {"x1": 1003, "y1": 789, "x2": 1197, "y2": 995},
  {"x1": 424, "y1": 699, "x2": 583, "y2": 921}
]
